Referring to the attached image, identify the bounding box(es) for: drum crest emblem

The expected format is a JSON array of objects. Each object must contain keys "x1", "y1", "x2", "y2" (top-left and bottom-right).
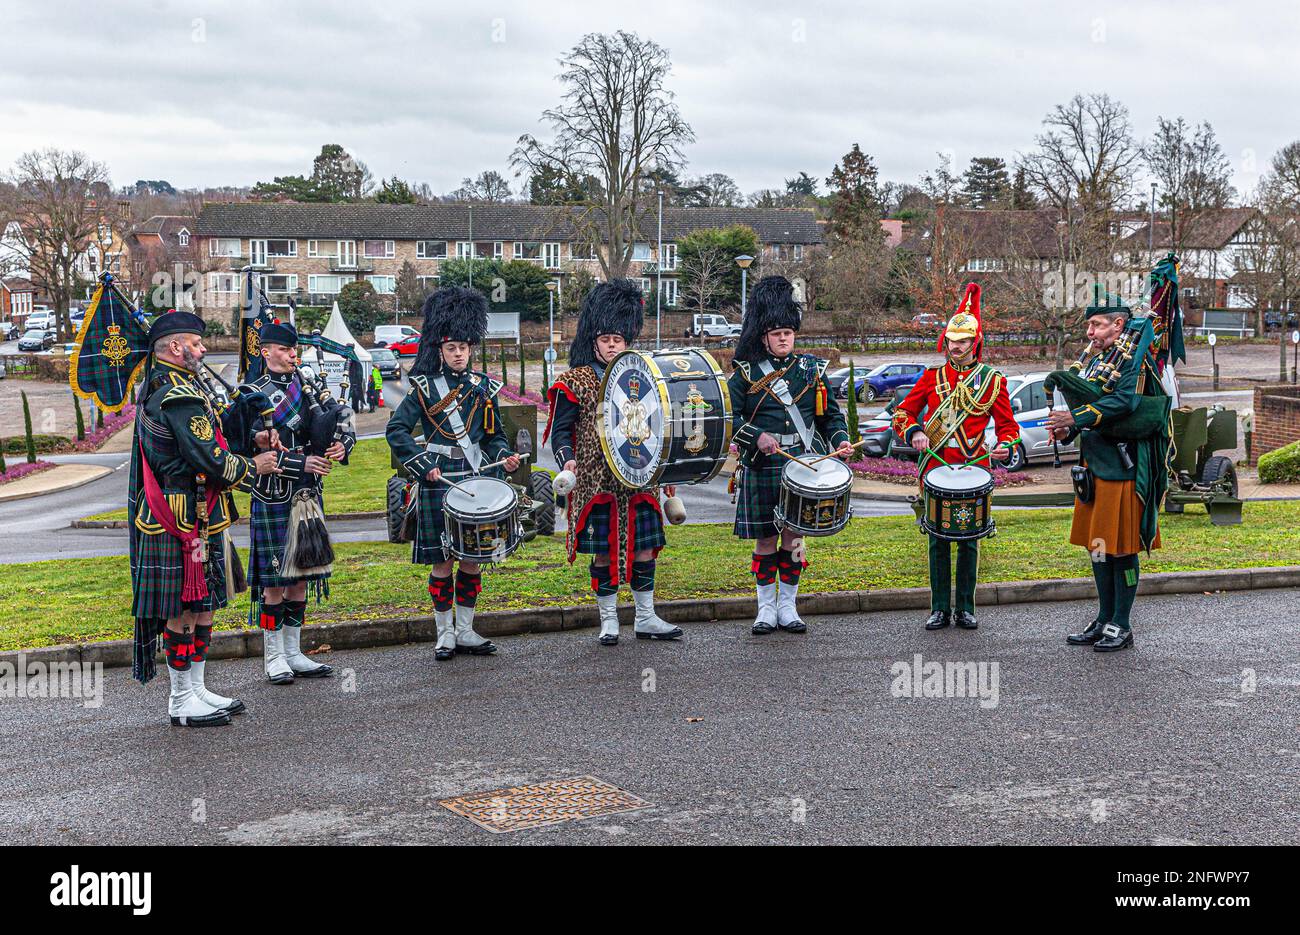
[
  {"x1": 621, "y1": 374, "x2": 650, "y2": 445},
  {"x1": 682, "y1": 384, "x2": 712, "y2": 453}
]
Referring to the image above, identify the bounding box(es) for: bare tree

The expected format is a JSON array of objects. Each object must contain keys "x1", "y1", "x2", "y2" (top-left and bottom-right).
[
  {"x1": 512, "y1": 31, "x2": 694, "y2": 280},
  {"x1": 683, "y1": 172, "x2": 742, "y2": 207},
  {"x1": 449, "y1": 170, "x2": 514, "y2": 203},
  {"x1": 1, "y1": 148, "x2": 113, "y2": 339},
  {"x1": 1144, "y1": 117, "x2": 1235, "y2": 255},
  {"x1": 764, "y1": 246, "x2": 831, "y2": 317},
  {"x1": 678, "y1": 242, "x2": 728, "y2": 313},
  {"x1": 1235, "y1": 143, "x2": 1300, "y2": 379}
]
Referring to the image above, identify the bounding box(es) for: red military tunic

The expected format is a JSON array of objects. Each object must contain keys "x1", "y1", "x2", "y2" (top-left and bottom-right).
[{"x1": 892, "y1": 361, "x2": 1020, "y2": 477}]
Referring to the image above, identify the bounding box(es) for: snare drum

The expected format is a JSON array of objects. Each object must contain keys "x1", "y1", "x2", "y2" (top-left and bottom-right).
[
  {"x1": 921, "y1": 464, "x2": 995, "y2": 541},
  {"x1": 441, "y1": 476, "x2": 523, "y2": 563},
  {"x1": 774, "y1": 457, "x2": 853, "y2": 537},
  {"x1": 599, "y1": 347, "x2": 732, "y2": 489}
]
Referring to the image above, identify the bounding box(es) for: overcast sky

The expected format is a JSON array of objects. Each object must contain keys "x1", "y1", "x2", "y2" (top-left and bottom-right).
[{"x1": 1, "y1": 0, "x2": 1296, "y2": 200}]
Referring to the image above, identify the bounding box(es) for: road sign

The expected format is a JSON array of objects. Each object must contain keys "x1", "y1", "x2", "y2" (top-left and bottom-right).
[
  {"x1": 544, "y1": 347, "x2": 557, "y2": 363},
  {"x1": 1208, "y1": 332, "x2": 1217, "y2": 347},
  {"x1": 1292, "y1": 330, "x2": 1299, "y2": 345}
]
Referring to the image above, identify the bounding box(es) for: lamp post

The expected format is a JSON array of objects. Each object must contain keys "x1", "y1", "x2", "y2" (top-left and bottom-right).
[
  {"x1": 545, "y1": 280, "x2": 559, "y2": 392},
  {"x1": 735, "y1": 254, "x2": 754, "y2": 322},
  {"x1": 656, "y1": 189, "x2": 664, "y2": 349}
]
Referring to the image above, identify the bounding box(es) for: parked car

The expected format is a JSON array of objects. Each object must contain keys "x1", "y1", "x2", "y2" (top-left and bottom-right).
[
  {"x1": 387, "y1": 333, "x2": 421, "y2": 357},
  {"x1": 25, "y1": 312, "x2": 54, "y2": 332},
  {"x1": 369, "y1": 346, "x2": 402, "y2": 380},
  {"x1": 857, "y1": 383, "x2": 916, "y2": 458},
  {"x1": 1263, "y1": 311, "x2": 1299, "y2": 331},
  {"x1": 690, "y1": 313, "x2": 741, "y2": 339},
  {"x1": 4, "y1": 321, "x2": 18, "y2": 340},
  {"x1": 824, "y1": 367, "x2": 852, "y2": 399},
  {"x1": 911, "y1": 313, "x2": 942, "y2": 330},
  {"x1": 18, "y1": 328, "x2": 54, "y2": 351},
  {"x1": 981, "y1": 372, "x2": 1080, "y2": 471},
  {"x1": 852, "y1": 362, "x2": 928, "y2": 402},
  {"x1": 374, "y1": 324, "x2": 421, "y2": 348}
]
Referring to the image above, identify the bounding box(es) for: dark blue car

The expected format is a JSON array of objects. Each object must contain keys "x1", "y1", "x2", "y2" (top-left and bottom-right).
[{"x1": 853, "y1": 362, "x2": 927, "y2": 402}]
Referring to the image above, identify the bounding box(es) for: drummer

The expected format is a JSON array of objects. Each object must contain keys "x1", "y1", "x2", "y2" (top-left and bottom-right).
[
  {"x1": 544, "y1": 279, "x2": 682, "y2": 646},
  {"x1": 386, "y1": 286, "x2": 519, "y2": 662},
  {"x1": 892, "y1": 283, "x2": 1019, "y2": 631},
  {"x1": 729, "y1": 275, "x2": 854, "y2": 635}
]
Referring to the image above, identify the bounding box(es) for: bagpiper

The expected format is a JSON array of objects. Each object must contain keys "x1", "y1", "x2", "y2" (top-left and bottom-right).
[
  {"x1": 386, "y1": 287, "x2": 520, "y2": 661},
  {"x1": 728, "y1": 276, "x2": 854, "y2": 635},
  {"x1": 544, "y1": 279, "x2": 682, "y2": 646},
  {"x1": 892, "y1": 283, "x2": 1020, "y2": 631},
  {"x1": 239, "y1": 321, "x2": 354, "y2": 684},
  {"x1": 128, "y1": 311, "x2": 281, "y2": 726},
  {"x1": 1046, "y1": 287, "x2": 1171, "y2": 652}
]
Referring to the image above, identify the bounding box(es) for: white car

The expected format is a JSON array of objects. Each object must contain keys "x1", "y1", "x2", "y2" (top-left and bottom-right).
[{"x1": 984, "y1": 372, "x2": 1079, "y2": 471}]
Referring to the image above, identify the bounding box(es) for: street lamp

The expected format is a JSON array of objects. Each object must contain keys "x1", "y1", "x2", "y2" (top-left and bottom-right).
[
  {"x1": 545, "y1": 280, "x2": 559, "y2": 391},
  {"x1": 735, "y1": 255, "x2": 754, "y2": 321}
]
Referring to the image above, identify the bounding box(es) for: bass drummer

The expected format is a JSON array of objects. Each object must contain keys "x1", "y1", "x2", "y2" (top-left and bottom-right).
[
  {"x1": 386, "y1": 286, "x2": 519, "y2": 662},
  {"x1": 544, "y1": 279, "x2": 682, "y2": 646},
  {"x1": 729, "y1": 275, "x2": 854, "y2": 635},
  {"x1": 892, "y1": 283, "x2": 1019, "y2": 632}
]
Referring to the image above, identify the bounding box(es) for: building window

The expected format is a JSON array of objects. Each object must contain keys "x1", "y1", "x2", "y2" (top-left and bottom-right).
[
  {"x1": 263, "y1": 274, "x2": 298, "y2": 294},
  {"x1": 416, "y1": 275, "x2": 439, "y2": 293},
  {"x1": 416, "y1": 240, "x2": 448, "y2": 259},
  {"x1": 209, "y1": 238, "x2": 240, "y2": 257},
  {"x1": 571, "y1": 241, "x2": 598, "y2": 261},
  {"x1": 308, "y1": 275, "x2": 347, "y2": 295},
  {"x1": 208, "y1": 273, "x2": 238, "y2": 293},
  {"x1": 367, "y1": 275, "x2": 396, "y2": 294},
  {"x1": 514, "y1": 241, "x2": 542, "y2": 261},
  {"x1": 632, "y1": 243, "x2": 652, "y2": 262},
  {"x1": 543, "y1": 242, "x2": 561, "y2": 269},
  {"x1": 662, "y1": 278, "x2": 678, "y2": 307},
  {"x1": 308, "y1": 240, "x2": 339, "y2": 258},
  {"x1": 793, "y1": 244, "x2": 803, "y2": 262},
  {"x1": 363, "y1": 240, "x2": 395, "y2": 259},
  {"x1": 266, "y1": 239, "x2": 297, "y2": 257},
  {"x1": 177, "y1": 229, "x2": 190, "y2": 247},
  {"x1": 457, "y1": 241, "x2": 502, "y2": 259},
  {"x1": 638, "y1": 278, "x2": 652, "y2": 295},
  {"x1": 662, "y1": 243, "x2": 678, "y2": 270}
]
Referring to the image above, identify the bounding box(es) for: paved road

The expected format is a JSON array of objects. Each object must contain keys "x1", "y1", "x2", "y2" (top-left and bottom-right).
[{"x1": 2, "y1": 588, "x2": 1294, "y2": 845}]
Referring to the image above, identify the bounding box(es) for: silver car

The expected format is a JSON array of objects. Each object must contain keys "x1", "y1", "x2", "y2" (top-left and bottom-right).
[{"x1": 984, "y1": 372, "x2": 1079, "y2": 471}]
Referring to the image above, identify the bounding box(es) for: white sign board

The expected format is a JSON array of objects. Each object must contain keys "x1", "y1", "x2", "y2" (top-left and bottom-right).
[
  {"x1": 486, "y1": 311, "x2": 520, "y2": 341},
  {"x1": 320, "y1": 359, "x2": 348, "y2": 399},
  {"x1": 543, "y1": 347, "x2": 557, "y2": 363}
]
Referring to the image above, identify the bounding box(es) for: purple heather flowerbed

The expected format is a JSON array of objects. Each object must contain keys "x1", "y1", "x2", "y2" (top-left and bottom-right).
[
  {"x1": 0, "y1": 460, "x2": 56, "y2": 485},
  {"x1": 849, "y1": 456, "x2": 1036, "y2": 488},
  {"x1": 499, "y1": 384, "x2": 549, "y2": 413},
  {"x1": 72, "y1": 405, "x2": 135, "y2": 452}
]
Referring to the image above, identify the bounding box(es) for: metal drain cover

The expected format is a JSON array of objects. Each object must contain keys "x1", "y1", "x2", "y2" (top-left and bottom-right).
[{"x1": 439, "y1": 775, "x2": 651, "y2": 833}]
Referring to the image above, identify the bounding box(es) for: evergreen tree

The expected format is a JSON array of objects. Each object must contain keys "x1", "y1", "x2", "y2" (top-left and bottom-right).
[
  {"x1": 1010, "y1": 164, "x2": 1038, "y2": 209},
  {"x1": 74, "y1": 396, "x2": 85, "y2": 441},
  {"x1": 22, "y1": 391, "x2": 36, "y2": 464},
  {"x1": 375, "y1": 176, "x2": 418, "y2": 204},
  {"x1": 826, "y1": 145, "x2": 887, "y2": 245},
  {"x1": 961, "y1": 157, "x2": 1011, "y2": 208},
  {"x1": 845, "y1": 363, "x2": 860, "y2": 445}
]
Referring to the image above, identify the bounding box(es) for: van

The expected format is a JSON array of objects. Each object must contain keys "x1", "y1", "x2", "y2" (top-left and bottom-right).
[{"x1": 374, "y1": 325, "x2": 420, "y2": 347}]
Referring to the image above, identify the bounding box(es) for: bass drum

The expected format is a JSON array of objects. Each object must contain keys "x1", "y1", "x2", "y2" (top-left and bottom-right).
[{"x1": 598, "y1": 347, "x2": 732, "y2": 489}]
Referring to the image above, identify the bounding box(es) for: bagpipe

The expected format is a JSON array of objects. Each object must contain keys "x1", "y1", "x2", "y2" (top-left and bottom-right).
[
  {"x1": 293, "y1": 360, "x2": 355, "y2": 465},
  {"x1": 1043, "y1": 317, "x2": 1170, "y2": 442}
]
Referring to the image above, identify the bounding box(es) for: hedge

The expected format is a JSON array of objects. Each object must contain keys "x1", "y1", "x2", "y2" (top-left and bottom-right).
[{"x1": 1257, "y1": 439, "x2": 1300, "y2": 484}]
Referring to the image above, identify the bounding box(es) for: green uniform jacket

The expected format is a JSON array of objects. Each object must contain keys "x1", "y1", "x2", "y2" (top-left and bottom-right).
[
  {"x1": 728, "y1": 352, "x2": 850, "y2": 469},
  {"x1": 386, "y1": 365, "x2": 512, "y2": 479}
]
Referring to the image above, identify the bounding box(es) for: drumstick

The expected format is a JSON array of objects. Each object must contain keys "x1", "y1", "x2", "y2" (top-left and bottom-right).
[
  {"x1": 478, "y1": 452, "x2": 530, "y2": 473},
  {"x1": 805, "y1": 438, "x2": 868, "y2": 466},
  {"x1": 436, "y1": 475, "x2": 476, "y2": 497},
  {"x1": 772, "y1": 446, "x2": 817, "y2": 470}
]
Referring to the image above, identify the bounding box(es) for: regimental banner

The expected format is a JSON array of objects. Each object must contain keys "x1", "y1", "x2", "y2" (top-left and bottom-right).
[
  {"x1": 238, "y1": 268, "x2": 274, "y2": 384},
  {"x1": 69, "y1": 273, "x2": 151, "y2": 412}
]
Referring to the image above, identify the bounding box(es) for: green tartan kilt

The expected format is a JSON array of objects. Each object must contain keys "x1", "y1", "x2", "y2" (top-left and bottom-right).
[
  {"x1": 733, "y1": 462, "x2": 785, "y2": 539},
  {"x1": 411, "y1": 455, "x2": 472, "y2": 564},
  {"x1": 576, "y1": 501, "x2": 666, "y2": 554},
  {"x1": 130, "y1": 529, "x2": 228, "y2": 620},
  {"x1": 249, "y1": 493, "x2": 330, "y2": 588}
]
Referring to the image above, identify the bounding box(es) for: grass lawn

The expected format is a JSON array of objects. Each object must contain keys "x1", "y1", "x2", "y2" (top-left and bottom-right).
[
  {"x1": 3, "y1": 501, "x2": 1298, "y2": 651},
  {"x1": 83, "y1": 438, "x2": 394, "y2": 522}
]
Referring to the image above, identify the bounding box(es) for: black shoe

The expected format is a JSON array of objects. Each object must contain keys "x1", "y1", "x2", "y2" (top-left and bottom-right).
[
  {"x1": 1067, "y1": 619, "x2": 1108, "y2": 645},
  {"x1": 268, "y1": 671, "x2": 295, "y2": 685},
  {"x1": 456, "y1": 641, "x2": 497, "y2": 656},
  {"x1": 751, "y1": 619, "x2": 777, "y2": 635},
  {"x1": 953, "y1": 611, "x2": 978, "y2": 630},
  {"x1": 1093, "y1": 624, "x2": 1133, "y2": 652},
  {"x1": 292, "y1": 663, "x2": 334, "y2": 678},
  {"x1": 598, "y1": 633, "x2": 619, "y2": 646},
  {"x1": 925, "y1": 610, "x2": 951, "y2": 630},
  {"x1": 216, "y1": 699, "x2": 246, "y2": 716},
  {"x1": 434, "y1": 647, "x2": 455, "y2": 661},
  {"x1": 777, "y1": 617, "x2": 806, "y2": 634},
  {"x1": 170, "y1": 711, "x2": 232, "y2": 728},
  {"x1": 636, "y1": 626, "x2": 683, "y2": 640}
]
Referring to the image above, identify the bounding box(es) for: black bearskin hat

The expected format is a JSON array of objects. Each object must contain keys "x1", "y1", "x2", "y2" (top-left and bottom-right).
[
  {"x1": 412, "y1": 286, "x2": 488, "y2": 375},
  {"x1": 734, "y1": 275, "x2": 802, "y2": 362},
  {"x1": 567, "y1": 278, "x2": 644, "y2": 368}
]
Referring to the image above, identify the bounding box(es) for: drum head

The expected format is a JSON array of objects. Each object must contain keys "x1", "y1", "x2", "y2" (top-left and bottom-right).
[
  {"x1": 926, "y1": 464, "x2": 993, "y2": 491},
  {"x1": 445, "y1": 477, "x2": 516, "y2": 515},
  {"x1": 783, "y1": 456, "x2": 852, "y2": 492},
  {"x1": 600, "y1": 351, "x2": 669, "y2": 488}
]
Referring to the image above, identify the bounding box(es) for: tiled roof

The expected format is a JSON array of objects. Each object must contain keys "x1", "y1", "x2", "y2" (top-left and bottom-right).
[
  {"x1": 195, "y1": 202, "x2": 824, "y2": 245},
  {"x1": 1118, "y1": 207, "x2": 1258, "y2": 251},
  {"x1": 898, "y1": 208, "x2": 1062, "y2": 257}
]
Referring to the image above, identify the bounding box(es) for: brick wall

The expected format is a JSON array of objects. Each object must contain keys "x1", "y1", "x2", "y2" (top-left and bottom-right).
[{"x1": 1251, "y1": 383, "x2": 1300, "y2": 463}]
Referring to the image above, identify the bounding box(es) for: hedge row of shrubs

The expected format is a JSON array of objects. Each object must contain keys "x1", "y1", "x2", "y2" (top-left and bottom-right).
[{"x1": 1257, "y1": 440, "x2": 1300, "y2": 484}]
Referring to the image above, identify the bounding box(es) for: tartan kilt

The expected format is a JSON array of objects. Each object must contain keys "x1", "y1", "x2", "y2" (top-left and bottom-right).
[
  {"x1": 410, "y1": 455, "x2": 472, "y2": 564},
  {"x1": 249, "y1": 493, "x2": 330, "y2": 588},
  {"x1": 576, "y1": 501, "x2": 666, "y2": 554},
  {"x1": 130, "y1": 529, "x2": 228, "y2": 620},
  {"x1": 733, "y1": 463, "x2": 784, "y2": 539}
]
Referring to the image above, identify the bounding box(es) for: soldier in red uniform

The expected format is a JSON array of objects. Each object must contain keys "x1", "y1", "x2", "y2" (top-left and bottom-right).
[{"x1": 892, "y1": 284, "x2": 1020, "y2": 630}]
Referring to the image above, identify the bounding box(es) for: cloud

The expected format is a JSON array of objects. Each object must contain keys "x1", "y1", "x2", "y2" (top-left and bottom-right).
[{"x1": 0, "y1": 0, "x2": 1294, "y2": 197}]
